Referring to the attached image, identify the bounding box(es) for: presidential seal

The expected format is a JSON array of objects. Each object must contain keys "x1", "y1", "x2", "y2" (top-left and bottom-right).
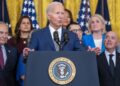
[{"x1": 48, "y1": 57, "x2": 76, "y2": 85}]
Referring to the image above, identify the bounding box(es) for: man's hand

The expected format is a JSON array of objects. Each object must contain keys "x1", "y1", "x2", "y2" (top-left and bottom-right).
[
  {"x1": 23, "y1": 47, "x2": 34, "y2": 58},
  {"x1": 93, "y1": 47, "x2": 101, "y2": 55},
  {"x1": 88, "y1": 46, "x2": 101, "y2": 55}
]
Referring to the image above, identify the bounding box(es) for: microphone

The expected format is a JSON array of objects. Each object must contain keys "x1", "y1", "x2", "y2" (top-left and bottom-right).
[
  {"x1": 53, "y1": 31, "x2": 60, "y2": 46},
  {"x1": 63, "y1": 32, "x2": 69, "y2": 45}
]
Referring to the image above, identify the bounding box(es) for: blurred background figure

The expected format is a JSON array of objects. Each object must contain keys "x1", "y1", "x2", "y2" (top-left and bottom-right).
[
  {"x1": 97, "y1": 31, "x2": 120, "y2": 86},
  {"x1": 62, "y1": 9, "x2": 73, "y2": 29},
  {"x1": 0, "y1": 22, "x2": 18, "y2": 86},
  {"x1": 116, "y1": 40, "x2": 120, "y2": 53},
  {"x1": 82, "y1": 14, "x2": 106, "y2": 54},
  {"x1": 16, "y1": 30, "x2": 36, "y2": 86},
  {"x1": 68, "y1": 22, "x2": 83, "y2": 44},
  {"x1": 7, "y1": 16, "x2": 33, "y2": 86},
  {"x1": 7, "y1": 16, "x2": 33, "y2": 56}
]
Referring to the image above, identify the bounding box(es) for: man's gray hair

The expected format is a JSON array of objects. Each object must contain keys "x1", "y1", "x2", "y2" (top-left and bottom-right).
[
  {"x1": 46, "y1": 2, "x2": 64, "y2": 14},
  {"x1": 0, "y1": 21, "x2": 8, "y2": 29}
]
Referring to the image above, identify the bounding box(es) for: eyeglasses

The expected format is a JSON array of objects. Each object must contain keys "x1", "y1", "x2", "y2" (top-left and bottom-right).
[{"x1": 71, "y1": 29, "x2": 81, "y2": 32}]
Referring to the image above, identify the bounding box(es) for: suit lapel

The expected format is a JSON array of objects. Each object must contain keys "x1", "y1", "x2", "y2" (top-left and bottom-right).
[
  {"x1": 61, "y1": 29, "x2": 65, "y2": 44},
  {"x1": 45, "y1": 27, "x2": 56, "y2": 50},
  {"x1": 60, "y1": 29, "x2": 68, "y2": 50},
  {"x1": 4, "y1": 45, "x2": 11, "y2": 69},
  {"x1": 102, "y1": 52, "x2": 113, "y2": 76},
  {"x1": 101, "y1": 34, "x2": 105, "y2": 52},
  {"x1": 114, "y1": 52, "x2": 120, "y2": 75},
  {"x1": 91, "y1": 35, "x2": 96, "y2": 48}
]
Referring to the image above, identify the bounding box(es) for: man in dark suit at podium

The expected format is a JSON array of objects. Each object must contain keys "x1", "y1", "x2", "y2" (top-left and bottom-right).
[
  {"x1": 23, "y1": 2, "x2": 86, "y2": 55},
  {"x1": 97, "y1": 31, "x2": 120, "y2": 86}
]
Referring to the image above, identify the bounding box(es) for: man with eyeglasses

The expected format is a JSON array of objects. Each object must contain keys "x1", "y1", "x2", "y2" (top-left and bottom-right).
[{"x1": 68, "y1": 22, "x2": 83, "y2": 44}]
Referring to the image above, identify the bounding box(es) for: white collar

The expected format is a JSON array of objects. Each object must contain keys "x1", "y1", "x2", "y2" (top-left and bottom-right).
[
  {"x1": 49, "y1": 25, "x2": 62, "y2": 40},
  {"x1": 105, "y1": 50, "x2": 116, "y2": 56},
  {"x1": 105, "y1": 50, "x2": 116, "y2": 66}
]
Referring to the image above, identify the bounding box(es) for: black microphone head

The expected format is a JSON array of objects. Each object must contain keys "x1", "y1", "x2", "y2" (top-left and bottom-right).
[
  {"x1": 53, "y1": 31, "x2": 60, "y2": 43},
  {"x1": 63, "y1": 32, "x2": 69, "y2": 43}
]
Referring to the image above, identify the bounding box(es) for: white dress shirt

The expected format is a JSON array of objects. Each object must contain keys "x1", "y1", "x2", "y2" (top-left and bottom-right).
[
  {"x1": 49, "y1": 25, "x2": 62, "y2": 41},
  {"x1": 105, "y1": 50, "x2": 116, "y2": 66},
  {"x1": 94, "y1": 38, "x2": 102, "y2": 50}
]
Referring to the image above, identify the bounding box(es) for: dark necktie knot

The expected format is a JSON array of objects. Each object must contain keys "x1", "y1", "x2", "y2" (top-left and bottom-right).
[
  {"x1": 54, "y1": 31, "x2": 59, "y2": 37},
  {"x1": 109, "y1": 54, "x2": 114, "y2": 60},
  {"x1": 53, "y1": 31, "x2": 60, "y2": 43},
  {"x1": 109, "y1": 54, "x2": 114, "y2": 58}
]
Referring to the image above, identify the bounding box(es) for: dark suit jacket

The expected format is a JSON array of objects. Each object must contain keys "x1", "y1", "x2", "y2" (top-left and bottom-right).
[
  {"x1": 97, "y1": 52, "x2": 120, "y2": 86},
  {"x1": 28, "y1": 27, "x2": 85, "y2": 51},
  {"x1": 0, "y1": 44, "x2": 18, "y2": 86}
]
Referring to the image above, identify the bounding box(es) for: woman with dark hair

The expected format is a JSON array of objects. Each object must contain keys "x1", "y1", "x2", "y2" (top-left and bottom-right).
[
  {"x1": 7, "y1": 16, "x2": 33, "y2": 86},
  {"x1": 8, "y1": 15, "x2": 33, "y2": 56},
  {"x1": 62, "y1": 9, "x2": 73, "y2": 29}
]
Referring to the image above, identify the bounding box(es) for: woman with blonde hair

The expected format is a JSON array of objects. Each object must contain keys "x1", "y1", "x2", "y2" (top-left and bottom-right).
[{"x1": 82, "y1": 14, "x2": 106, "y2": 54}]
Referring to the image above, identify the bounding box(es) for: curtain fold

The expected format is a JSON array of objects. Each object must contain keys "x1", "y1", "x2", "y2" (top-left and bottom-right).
[{"x1": 6, "y1": 0, "x2": 120, "y2": 38}]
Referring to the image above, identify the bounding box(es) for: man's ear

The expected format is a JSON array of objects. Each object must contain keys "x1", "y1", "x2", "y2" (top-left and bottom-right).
[{"x1": 47, "y1": 13, "x2": 51, "y2": 20}]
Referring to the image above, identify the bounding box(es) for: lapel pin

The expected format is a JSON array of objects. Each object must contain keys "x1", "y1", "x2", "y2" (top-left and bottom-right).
[{"x1": 8, "y1": 50, "x2": 11, "y2": 53}]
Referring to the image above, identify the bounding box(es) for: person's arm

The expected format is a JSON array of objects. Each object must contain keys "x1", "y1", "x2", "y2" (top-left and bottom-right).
[
  {"x1": 73, "y1": 32, "x2": 87, "y2": 51},
  {"x1": 23, "y1": 31, "x2": 39, "y2": 60},
  {"x1": 16, "y1": 55, "x2": 26, "y2": 85}
]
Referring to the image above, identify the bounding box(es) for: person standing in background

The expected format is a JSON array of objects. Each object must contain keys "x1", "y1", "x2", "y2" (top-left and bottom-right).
[
  {"x1": 68, "y1": 22, "x2": 84, "y2": 44},
  {"x1": 97, "y1": 31, "x2": 120, "y2": 86},
  {"x1": 82, "y1": 14, "x2": 106, "y2": 54},
  {"x1": 62, "y1": 9, "x2": 73, "y2": 29},
  {"x1": 7, "y1": 16, "x2": 33, "y2": 56},
  {"x1": 0, "y1": 22, "x2": 18, "y2": 86},
  {"x1": 7, "y1": 16, "x2": 33, "y2": 86}
]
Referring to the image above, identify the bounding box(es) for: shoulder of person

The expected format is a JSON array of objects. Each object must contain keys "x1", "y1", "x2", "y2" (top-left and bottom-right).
[
  {"x1": 4, "y1": 44, "x2": 18, "y2": 58},
  {"x1": 63, "y1": 29, "x2": 74, "y2": 34},
  {"x1": 63, "y1": 29, "x2": 78, "y2": 38},
  {"x1": 7, "y1": 36, "x2": 16, "y2": 42},
  {"x1": 96, "y1": 52, "x2": 105, "y2": 59},
  {"x1": 117, "y1": 51, "x2": 120, "y2": 57},
  {"x1": 82, "y1": 34, "x2": 92, "y2": 39},
  {"x1": 7, "y1": 37, "x2": 17, "y2": 47},
  {"x1": 4, "y1": 44, "x2": 17, "y2": 51},
  {"x1": 32, "y1": 27, "x2": 48, "y2": 34}
]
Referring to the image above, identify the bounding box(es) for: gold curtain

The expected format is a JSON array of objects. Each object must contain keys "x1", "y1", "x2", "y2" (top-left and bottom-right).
[{"x1": 7, "y1": 0, "x2": 120, "y2": 39}]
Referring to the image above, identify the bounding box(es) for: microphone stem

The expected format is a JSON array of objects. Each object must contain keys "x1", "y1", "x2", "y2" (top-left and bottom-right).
[{"x1": 59, "y1": 44, "x2": 62, "y2": 51}]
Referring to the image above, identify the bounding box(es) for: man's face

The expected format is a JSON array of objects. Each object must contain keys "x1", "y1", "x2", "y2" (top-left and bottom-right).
[
  {"x1": 0, "y1": 24, "x2": 8, "y2": 45},
  {"x1": 104, "y1": 31, "x2": 118, "y2": 50},
  {"x1": 69, "y1": 24, "x2": 83, "y2": 39},
  {"x1": 47, "y1": 4, "x2": 64, "y2": 29}
]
